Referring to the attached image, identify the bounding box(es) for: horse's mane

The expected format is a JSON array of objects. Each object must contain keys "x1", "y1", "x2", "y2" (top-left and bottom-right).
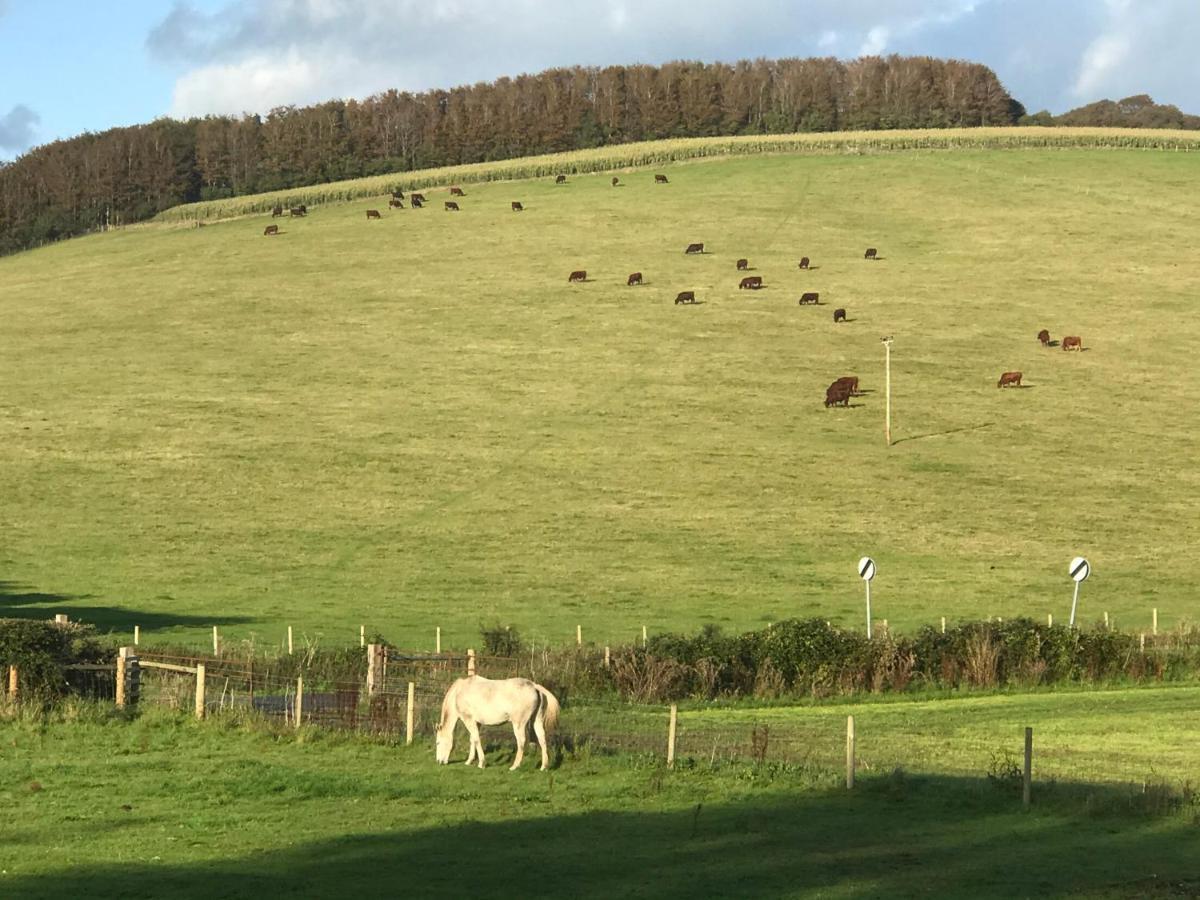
[{"x1": 437, "y1": 678, "x2": 462, "y2": 730}]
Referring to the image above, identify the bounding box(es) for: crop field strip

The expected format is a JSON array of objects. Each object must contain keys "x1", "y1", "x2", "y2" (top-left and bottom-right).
[{"x1": 2, "y1": 137, "x2": 1199, "y2": 646}]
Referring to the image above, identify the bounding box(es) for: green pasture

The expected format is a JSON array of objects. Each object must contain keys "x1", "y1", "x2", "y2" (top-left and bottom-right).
[
  {"x1": 4, "y1": 685, "x2": 1199, "y2": 898},
  {"x1": 2, "y1": 145, "x2": 1199, "y2": 648}
]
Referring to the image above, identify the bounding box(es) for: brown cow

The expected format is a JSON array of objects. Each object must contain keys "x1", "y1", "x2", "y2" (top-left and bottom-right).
[
  {"x1": 411, "y1": 193, "x2": 426, "y2": 203},
  {"x1": 739, "y1": 276, "x2": 763, "y2": 290},
  {"x1": 568, "y1": 270, "x2": 587, "y2": 283},
  {"x1": 825, "y1": 383, "x2": 852, "y2": 408},
  {"x1": 998, "y1": 371, "x2": 1023, "y2": 388},
  {"x1": 834, "y1": 376, "x2": 860, "y2": 395},
  {"x1": 444, "y1": 201, "x2": 460, "y2": 211},
  {"x1": 391, "y1": 190, "x2": 405, "y2": 200},
  {"x1": 1037, "y1": 329, "x2": 1051, "y2": 346},
  {"x1": 366, "y1": 209, "x2": 382, "y2": 219},
  {"x1": 411, "y1": 197, "x2": 424, "y2": 208},
  {"x1": 798, "y1": 292, "x2": 820, "y2": 305},
  {"x1": 864, "y1": 248, "x2": 878, "y2": 260},
  {"x1": 555, "y1": 174, "x2": 567, "y2": 184},
  {"x1": 675, "y1": 291, "x2": 696, "y2": 304},
  {"x1": 627, "y1": 272, "x2": 643, "y2": 286},
  {"x1": 264, "y1": 224, "x2": 279, "y2": 236},
  {"x1": 271, "y1": 204, "x2": 284, "y2": 218},
  {"x1": 685, "y1": 243, "x2": 704, "y2": 254},
  {"x1": 798, "y1": 256, "x2": 810, "y2": 269},
  {"x1": 833, "y1": 308, "x2": 847, "y2": 323},
  {"x1": 289, "y1": 207, "x2": 306, "y2": 217},
  {"x1": 450, "y1": 186, "x2": 465, "y2": 196},
  {"x1": 511, "y1": 201, "x2": 524, "y2": 211},
  {"x1": 655, "y1": 174, "x2": 669, "y2": 183},
  {"x1": 736, "y1": 258, "x2": 749, "y2": 271},
  {"x1": 389, "y1": 199, "x2": 404, "y2": 208},
  {"x1": 1062, "y1": 336, "x2": 1083, "y2": 351},
  {"x1": 611, "y1": 176, "x2": 620, "y2": 186}
]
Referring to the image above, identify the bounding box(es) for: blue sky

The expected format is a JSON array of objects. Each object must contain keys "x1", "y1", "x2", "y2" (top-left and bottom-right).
[{"x1": 2, "y1": 0, "x2": 1198, "y2": 160}]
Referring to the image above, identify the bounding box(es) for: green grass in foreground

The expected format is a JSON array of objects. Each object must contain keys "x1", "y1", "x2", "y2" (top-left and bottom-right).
[
  {"x1": 4, "y1": 685, "x2": 1200, "y2": 899},
  {"x1": 2, "y1": 147, "x2": 1199, "y2": 647}
]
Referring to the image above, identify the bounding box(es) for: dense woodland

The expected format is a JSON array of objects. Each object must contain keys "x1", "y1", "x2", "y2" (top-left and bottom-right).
[
  {"x1": 1024, "y1": 94, "x2": 1200, "y2": 130},
  {"x1": 0, "y1": 55, "x2": 1023, "y2": 256}
]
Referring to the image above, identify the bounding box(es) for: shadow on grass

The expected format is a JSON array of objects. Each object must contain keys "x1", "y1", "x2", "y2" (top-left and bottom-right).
[
  {"x1": 0, "y1": 581, "x2": 254, "y2": 633},
  {"x1": 9, "y1": 771, "x2": 1199, "y2": 899},
  {"x1": 892, "y1": 422, "x2": 996, "y2": 445}
]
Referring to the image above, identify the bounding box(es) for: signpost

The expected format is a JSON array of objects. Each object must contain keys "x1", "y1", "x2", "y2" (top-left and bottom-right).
[
  {"x1": 1068, "y1": 556, "x2": 1090, "y2": 627},
  {"x1": 858, "y1": 557, "x2": 877, "y2": 639}
]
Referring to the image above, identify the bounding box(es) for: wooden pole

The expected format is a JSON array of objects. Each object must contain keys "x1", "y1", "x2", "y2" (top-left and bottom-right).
[
  {"x1": 1140, "y1": 633, "x2": 1146, "y2": 653},
  {"x1": 1153, "y1": 608, "x2": 1158, "y2": 636},
  {"x1": 1023, "y1": 727, "x2": 1033, "y2": 809},
  {"x1": 576, "y1": 625, "x2": 582, "y2": 646},
  {"x1": 642, "y1": 625, "x2": 647, "y2": 648},
  {"x1": 7, "y1": 665, "x2": 16, "y2": 702},
  {"x1": 115, "y1": 648, "x2": 127, "y2": 708},
  {"x1": 212, "y1": 626, "x2": 220, "y2": 655},
  {"x1": 467, "y1": 648, "x2": 476, "y2": 676},
  {"x1": 667, "y1": 704, "x2": 678, "y2": 768},
  {"x1": 1103, "y1": 611, "x2": 1109, "y2": 630},
  {"x1": 1048, "y1": 613, "x2": 1053, "y2": 627},
  {"x1": 55, "y1": 614, "x2": 69, "y2": 625},
  {"x1": 406, "y1": 682, "x2": 415, "y2": 746},
  {"x1": 604, "y1": 646, "x2": 611, "y2": 668},
  {"x1": 287, "y1": 626, "x2": 294, "y2": 655},
  {"x1": 134, "y1": 625, "x2": 140, "y2": 646},
  {"x1": 194, "y1": 663, "x2": 206, "y2": 720},
  {"x1": 940, "y1": 616, "x2": 946, "y2": 634},
  {"x1": 360, "y1": 625, "x2": 365, "y2": 648},
  {"x1": 294, "y1": 676, "x2": 304, "y2": 728},
  {"x1": 366, "y1": 644, "x2": 380, "y2": 696},
  {"x1": 436, "y1": 627, "x2": 441, "y2": 654},
  {"x1": 846, "y1": 715, "x2": 856, "y2": 789}
]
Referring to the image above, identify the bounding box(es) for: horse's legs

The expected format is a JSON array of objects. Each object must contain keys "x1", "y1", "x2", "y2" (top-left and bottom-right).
[
  {"x1": 533, "y1": 713, "x2": 549, "y2": 771},
  {"x1": 463, "y1": 717, "x2": 485, "y2": 768},
  {"x1": 510, "y1": 717, "x2": 526, "y2": 770}
]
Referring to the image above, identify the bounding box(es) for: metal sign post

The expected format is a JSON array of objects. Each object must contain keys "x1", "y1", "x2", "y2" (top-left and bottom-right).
[
  {"x1": 858, "y1": 557, "x2": 877, "y2": 638},
  {"x1": 1068, "y1": 556, "x2": 1090, "y2": 627}
]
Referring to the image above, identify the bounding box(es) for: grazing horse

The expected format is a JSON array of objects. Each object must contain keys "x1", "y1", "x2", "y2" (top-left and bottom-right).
[
  {"x1": 998, "y1": 371, "x2": 1023, "y2": 388},
  {"x1": 675, "y1": 291, "x2": 696, "y2": 304},
  {"x1": 798, "y1": 257, "x2": 810, "y2": 270},
  {"x1": 366, "y1": 209, "x2": 382, "y2": 219},
  {"x1": 444, "y1": 201, "x2": 460, "y2": 211},
  {"x1": 833, "y1": 308, "x2": 847, "y2": 323},
  {"x1": 263, "y1": 224, "x2": 279, "y2": 236},
  {"x1": 627, "y1": 272, "x2": 643, "y2": 286},
  {"x1": 1037, "y1": 329, "x2": 1051, "y2": 346},
  {"x1": 436, "y1": 676, "x2": 560, "y2": 771},
  {"x1": 684, "y1": 243, "x2": 704, "y2": 254},
  {"x1": 655, "y1": 174, "x2": 669, "y2": 183},
  {"x1": 555, "y1": 174, "x2": 567, "y2": 184},
  {"x1": 511, "y1": 202, "x2": 524, "y2": 211},
  {"x1": 798, "y1": 292, "x2": 820, "y2": 305},
  {"x1": 1062, "y1": 336, "x2": 1083, "y2": 351},
  {"x1": 568, "y1": 270, "x2": 587, "y2": 283},
  {"x1": 450, "y1": 186, "x2": 465, "y2": 196},
  {"x1": 736, "y1": 258, "x2": 749, "y2": 271}
]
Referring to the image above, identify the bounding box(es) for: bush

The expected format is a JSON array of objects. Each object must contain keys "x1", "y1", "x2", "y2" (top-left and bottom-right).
[
  {"x1": 480, "y1": 623, "x2": 523, "y2": 657},
  {"x1": 0, "y1": 618, "x2": 109, "y2": 696}
]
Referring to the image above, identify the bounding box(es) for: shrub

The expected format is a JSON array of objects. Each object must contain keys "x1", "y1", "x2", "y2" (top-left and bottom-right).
[
  {"x1": 480, "y1": 623, "x2": 522, "y2": 658},
  {"x1": 0, "y1": 618, "x2": 109, "y2": 697}
]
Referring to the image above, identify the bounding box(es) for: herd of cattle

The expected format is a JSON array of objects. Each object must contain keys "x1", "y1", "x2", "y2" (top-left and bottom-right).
[{"x1": 257, "y1": 170, "x2": 1088, "y2": 408}]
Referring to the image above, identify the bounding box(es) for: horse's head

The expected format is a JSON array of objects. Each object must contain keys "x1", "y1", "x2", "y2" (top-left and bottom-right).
[{"x1": 435, "y1": 721, "x2": 452, "y2": 764}]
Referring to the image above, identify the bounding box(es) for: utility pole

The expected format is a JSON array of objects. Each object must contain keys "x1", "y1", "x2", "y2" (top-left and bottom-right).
[{"x1": 881, "y1": 336, "x2": 894, "y2": 446}]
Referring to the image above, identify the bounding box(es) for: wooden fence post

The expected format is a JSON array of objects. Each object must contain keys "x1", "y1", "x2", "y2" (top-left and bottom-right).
[
  {"x1": 194, "y1": 663, "x2": 206, "y2": 720},
  {"x1": 1103, "y1": 611, "x2": 1109, "y2": 630},
  {"x1": 1048, "y1": 613, "x2": 1053, "y2": 627},
  {"x1": 360, "y1": 625, "x2": 365, "y2": 648},
  {"x1": 1140, "y1": 633, "x2": 1146, "y2": 653},
  {"x1": 294, "y1": 676, "x2": 304, "y2": 728},
  {"x1": 366, "y1": 644, "x2": 382, "y2": 696},
  {"x1": 116, "y1": 648, "x2": 128, "y2": 708},
  {"x1": 667, "y1": 704, "x2": 678, "y2": 768},
  {"x1": 1152, "y1": 608, "x2": 1158, "y2": 636},
  {"x1": 467, "y1": 649, "x2": 476, "y2": 676},
  {"x1": 288, "y1": 626, "x2": 294, "y2": 655},
  {"x1": 1023, "y1": 727, "x2": 1033, "y2": 809},
  {"x1": 846, "y1": 715, "x2": 855, "y2": 789},
  {"x1": 406, "y1": 682, "x2": 415, "y2": 746},
  {"x1": 576, "y1": 625, "x2": 582, "y2": 646},
  {"x1": 642, "y1": 625, "x2": 647, "y2": 648},
  {"x1": 54, "y1": 614, "x2": 69, "y2": 625},
  {"x1": 134, "y1": 625, "x2": 140, "y2": 646},
  {"x1": 7, "y1": 665, "x2": 17, "y2": 702},
  {"x1": 127, "y1": 654, "x2": 140, "y2": 707},
  {"x1": 212, "y1": 626, "x2": 220, "y2": 655},
  {"x1": 940, "y1": 617, "x2": 946, "y2": 634},
  {"x1": 604, "y1": 646, "x2": 610, "y2": 668},
  {"x1": 436, "y1": 626, "x2": 441, "y2": 654}
]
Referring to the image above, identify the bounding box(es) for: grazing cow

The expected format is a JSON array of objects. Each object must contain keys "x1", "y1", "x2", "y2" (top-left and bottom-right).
[
  {"x1": 289, "y1": 207, "x2": 306, "y2": 217},
  {"x1": 411, "y1": 193, "x2": 426, "y2": 203},
  {"x1": 391, "y1": 190, "x2": 405, "y2": 200},
  {"x1": 675, "y1": 291, "x2": 696, "y2": 304},
  {"x1": 998, "y1": 371, "x2": 1023, "y2": 388},
  {"x1": 833, "y1": 308, "x2": 847, "y2": 323},
  {"x1": 555, "y1": 175, "x2": 567, "y2": 184},
  {"x1": 1037, "y1": 329, "x2": 1051, "y2": 346},
  {"x1": 864, "y1": 248, "x2": 878, "y2": 260},
  {"x1": 1062, "y1": 336, "x2": 1083, "y2": 351},
  {"x1": 511, "y1": 202, "x2": 524, "y2": 211},
  {"x1": 798, "y1": 256, "x2": 810, "y2": 270},
  {"x1": 411, "y1": 197, "x2": 424, "y2": 208},
  {"x1": 736, "y1": 258, "x2": 749, "y2": 271},
  {"x1": 684, "y1": 243, "x2": 704, "y2": 254},
  {"x1": 450, "y1": 186, "x2": 465, "y2": 196},
  {"x1": 271, "y1": 204, "x2": 284, "y2": 218},
  {"x1": 825, "y1": 383, "x2": 852, "y2": 408},
  {"x1": 612, "y1": 176, "x2": 620, "y2": 186},
  {"x1": 444, "y1": 201, "x2": 460, "y2": 211},
  {"x1": 655, "y1": 174, "x2": 669, "y2": 184},
  {"x1": 264, "y1": 224, "x2": 279, "y2": 236},
  {"x1": 568, "y1": 270, "x2": 587, "y2": 283},
  {"x1": 834, "y1": 376, "x2": 860, "y2": 395},
  {"x1": 627, "y1": 272, "x2": 643, "y2": 286},
  {"x1": 739, "y1": 276, "x2": 763, "y2": 290},
  {"x1": 798, "y1": 292, "x2": 820, "y2": 305},
  {"x1": 367, "y1": 209, "x2": 382, "y2": 219},
  {"x1": 389, "y1": 199, "x2": 404, "y2": 208}
]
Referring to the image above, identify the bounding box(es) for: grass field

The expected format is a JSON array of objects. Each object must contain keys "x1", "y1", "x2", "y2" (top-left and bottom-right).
[
  {"x1": 2, "y1": 141, "x2": 1199, "y2": 648},
  {"x1": 4, "y1": 687, "x2": 1200, "y2": 898}
]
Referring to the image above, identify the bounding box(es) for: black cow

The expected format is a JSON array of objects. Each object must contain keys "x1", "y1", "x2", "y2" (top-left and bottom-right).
[
  {"x1": 655, "y1": 174, "x2": 669, "y2": 184},
  {"x1": 833, "y1": 308, "x2": 847, "y2": 323},
  {"x1": 685, "y1": 243, "x2": 704, "y2": 254},
  {"x1": 555, "y1": 175, "x2": 567, "y2": 184},
  {"x1": 512, "y1": 202, "x2": 524, "y2": 211},
  {"x1": 864, "y1": 248, "x2": 878, "y2": 260},
  {"x1": 627, "y1": 272, "x2": 643, "y2": 286},
  {"x1": 444, "y1": 201, "x2": 460, "y2": 211},
  {"x1": 798, "y1": 256, "x2": 810, "y2": 270},
  {"x1": 739, "y1": 276, "x2": 763, "y2": 290},
  {"x1": 798, "y1": 292, "x2": 819, "y2": 305},
  {"x1": 366, "y1": 209, "x2": 382, "y2": 219},
  {"x1": 675, "y1": 291, "x2": 696, "y2": 304}
]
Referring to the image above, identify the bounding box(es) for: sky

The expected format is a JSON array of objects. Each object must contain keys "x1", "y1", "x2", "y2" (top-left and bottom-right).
[{"x1": 1, "y1": 0, "x2": 1198, "y2": 159}]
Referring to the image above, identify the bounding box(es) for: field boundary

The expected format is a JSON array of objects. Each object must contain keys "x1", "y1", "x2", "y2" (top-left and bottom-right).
[{"x1": 152, "y1": 127, "x2": 1200, "y2": 224}]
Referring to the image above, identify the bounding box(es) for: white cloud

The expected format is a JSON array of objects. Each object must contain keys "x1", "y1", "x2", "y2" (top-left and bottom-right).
[
  {"x1": 0, "y1": 103, "x2": 39, "y2": 153},
  {"x1": 172, "y1": 51, "x2": 326, "y2": 117},
  {"x1": 859, "y1": 26, "x2": 889, "y2": 56},
  {"x1": 1073, "y1": 34, "x2": 1130, "y2": 98}
]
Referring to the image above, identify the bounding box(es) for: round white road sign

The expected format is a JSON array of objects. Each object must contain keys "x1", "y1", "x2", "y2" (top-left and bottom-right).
[
  {"x1": 1069, "y1": 557, "x2": 1090, "y2": 583},
  {"x1": 858, "y1": 557, "x2": 876, "y2": 581}
]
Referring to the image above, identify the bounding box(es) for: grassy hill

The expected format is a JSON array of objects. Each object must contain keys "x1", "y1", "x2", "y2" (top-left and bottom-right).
[{"x1": 2, "y1": 136, "x2": 1198, "y2": 648}]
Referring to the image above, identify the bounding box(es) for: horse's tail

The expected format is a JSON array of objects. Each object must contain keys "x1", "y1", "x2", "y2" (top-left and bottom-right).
[{"x1": 534, "y1": 683, "x2": 560, "y2": 733}]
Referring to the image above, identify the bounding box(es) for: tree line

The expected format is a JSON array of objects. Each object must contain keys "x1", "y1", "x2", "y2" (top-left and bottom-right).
[
  {"x1": 1022, "y1": 94, "x2": 1200, "y2": 130},
  {"x1": 1, "y1": 55, "x2": 1023, "y2": 256}
]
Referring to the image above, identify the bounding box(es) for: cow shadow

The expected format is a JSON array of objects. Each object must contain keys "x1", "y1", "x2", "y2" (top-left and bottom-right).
[
  {"x1": 1046, "y1": 340, "x2": 1061, "y2": 347},
  {"x1": 833, "y1": 317, "x2": 855, "y2": 323}
]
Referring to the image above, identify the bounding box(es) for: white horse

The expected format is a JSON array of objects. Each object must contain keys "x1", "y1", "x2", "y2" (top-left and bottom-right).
[{"x1": 435, "y1": 675, "x2": 560, "y2": 771}]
